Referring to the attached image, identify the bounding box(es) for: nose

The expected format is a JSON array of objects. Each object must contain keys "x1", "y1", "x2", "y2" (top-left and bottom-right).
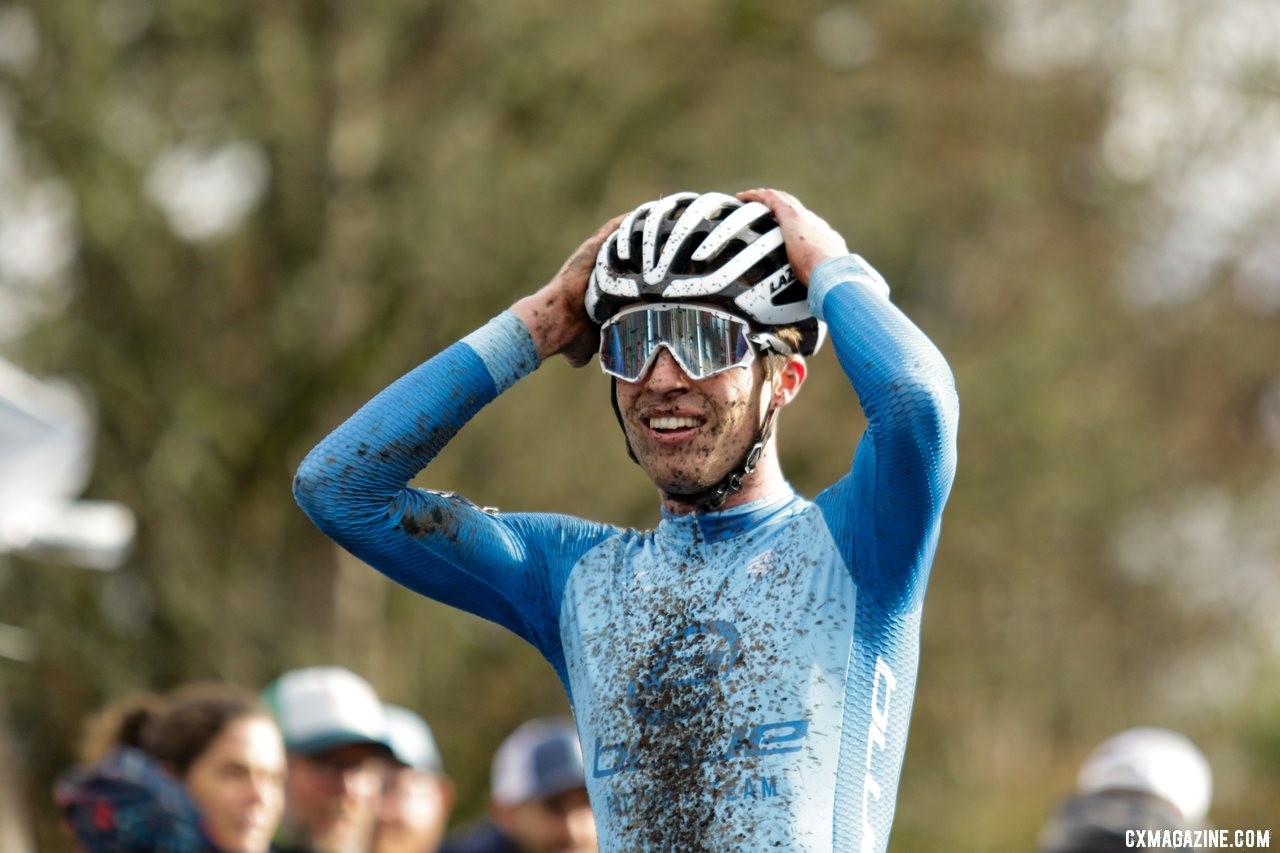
[
  {"x1": 643, "y1": 347, "x2": 691, "y2": 391},
  {"x1": 377, "y1": 791, "x2": 403, "y2": 823},
  {"x1": 332, "y1": 763, "x2": 375, "y2": 798}
]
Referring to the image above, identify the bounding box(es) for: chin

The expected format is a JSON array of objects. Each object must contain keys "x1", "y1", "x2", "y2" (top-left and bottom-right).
[
  {"x1": 229, "y1": 829, "x2": 275, "y2": 853},
  {"x1": 646, "y1": 465, "x2": 717, "y2": 497},
  {"x1": 637, "y1": 435, "x2": 744, "y2": 483}
]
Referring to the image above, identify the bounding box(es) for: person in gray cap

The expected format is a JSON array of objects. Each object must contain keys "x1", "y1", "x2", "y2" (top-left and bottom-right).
[
  {"x1": 263, "y1": 666, "x2": 394, "y2": 853},
  {"x1": 441, "y1": 718, "x2": 597, "y2": 853},
  {"x1": 373, "y1": 704, "x2": 456, "y2": 853}
]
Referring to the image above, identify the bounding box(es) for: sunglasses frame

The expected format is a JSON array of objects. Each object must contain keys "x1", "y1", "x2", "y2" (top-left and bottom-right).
[{"x1": 598, "y1": 302, "x2": 784, "y2": 383}]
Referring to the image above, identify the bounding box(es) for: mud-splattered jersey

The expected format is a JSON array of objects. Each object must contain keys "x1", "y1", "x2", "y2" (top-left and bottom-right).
[{"x1": 294, "y1": 255, "x2": 959, "y2": 852}]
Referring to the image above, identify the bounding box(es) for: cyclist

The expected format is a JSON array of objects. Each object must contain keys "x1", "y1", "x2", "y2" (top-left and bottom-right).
[{"x1": 294, "y1": 188, "x2": 959, "y2": 851}]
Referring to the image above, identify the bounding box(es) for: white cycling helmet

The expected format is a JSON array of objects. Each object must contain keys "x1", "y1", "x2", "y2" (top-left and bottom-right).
[
  {"x1": 1076, "y1": 727, "x2": 1212, "y2": 824},
  {"x1": 586, "y1": 191, "x2": 826, "y2": 355}
]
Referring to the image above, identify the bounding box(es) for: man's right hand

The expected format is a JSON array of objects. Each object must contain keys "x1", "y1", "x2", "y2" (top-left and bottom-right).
[{"x1": 512, "y1": 214, "x2": 624, "y2": 368}]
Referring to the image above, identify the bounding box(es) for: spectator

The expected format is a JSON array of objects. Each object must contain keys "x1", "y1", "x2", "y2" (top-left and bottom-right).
[
  {"x1": 442, "y1": 719, "x2": 596, "y2": 853},
  {"x1": 372, "y1": 705, "x2": 456, "y2": 853},
  {"x1": 263, "y1": 666, "x2": 394, "y2": 853},
  {"x1": 1038, "y1": 726, "x2": 1213, "y2": 852},
  {"x1": 56, "y1": 683, "x2": 286, "y2": 853},
  {"x1": 57, "y1": 745, "x2": 218, "y2": 853}
]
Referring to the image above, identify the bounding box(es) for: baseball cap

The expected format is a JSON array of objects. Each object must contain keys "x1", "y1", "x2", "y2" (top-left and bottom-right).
[
  {"x1": 262, "y1": 666, "x2": 392, "y2": 755},
  {"x1": 490, "y1": 718, "x2": 586, "y2": 806},
  {"x1": 1076, "y1": 727, "x2": 1212, "y2": 824},
  {"x1": 384, "y1": 704, "x2": 444, "y2": 774}
]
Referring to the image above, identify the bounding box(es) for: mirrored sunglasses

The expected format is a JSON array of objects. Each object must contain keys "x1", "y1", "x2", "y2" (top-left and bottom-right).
[{"x1": 599, "y1": 302, "x2": 767, "y2": 383}]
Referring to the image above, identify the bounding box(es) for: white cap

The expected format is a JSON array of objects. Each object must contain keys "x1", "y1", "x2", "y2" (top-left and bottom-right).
[
  {"x1": 491, "y1": 718, "x2": 586, "y2": 806},
  {"x1": 1076, "y1": 727, "x2": 1212, "y2": 823},
  {"x1": 384, "y1": 704, "x2": 444, "y2": 774},
  {"x1": 262, "y1": 666, "x2": 391, "y2": 755}
]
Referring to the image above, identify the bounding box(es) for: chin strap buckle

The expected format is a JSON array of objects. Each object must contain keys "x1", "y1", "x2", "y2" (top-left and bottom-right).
[{"x1": 693, "y1": 404, "x2": 779, "y2": 512}]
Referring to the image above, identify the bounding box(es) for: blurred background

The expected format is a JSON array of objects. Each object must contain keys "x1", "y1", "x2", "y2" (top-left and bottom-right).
[{"x1": 1, "y1": 0, "x2": 1278, "y2": 849}]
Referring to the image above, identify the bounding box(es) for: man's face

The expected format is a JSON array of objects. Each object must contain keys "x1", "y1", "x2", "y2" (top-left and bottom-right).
[
  {"x1": 614, "y1": 348, "x2": 766, "y2": 498},
  {"x1": 280, "y1": 743, "x2": 386, "y2": 853},
  {"x1": 371, "y1": 765, "x2": 454, "y2": 853},
  {"x1": 492, "y1": 787, "x2": 598, "y2": 853}
]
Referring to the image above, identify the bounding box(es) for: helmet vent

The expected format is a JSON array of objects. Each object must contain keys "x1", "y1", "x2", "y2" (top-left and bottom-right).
[
  {"x1": 740, "y1": 244, "x2": 788, "y2": 286},
  {"x1": 666, "y1": 227, "x2": 710, "y2": 275},
  {"x1": 700, "y1": 237, "x2": 748, "y2": 272}
]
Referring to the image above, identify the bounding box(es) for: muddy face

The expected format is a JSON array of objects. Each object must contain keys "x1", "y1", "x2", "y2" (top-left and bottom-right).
[{"x1": 614, "y1": 349, "x2": 766, "y2": 497}]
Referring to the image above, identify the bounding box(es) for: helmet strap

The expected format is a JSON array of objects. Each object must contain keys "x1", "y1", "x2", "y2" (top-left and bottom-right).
[
  {"x1": 611, "y1": 377, "x2": 639, "y2": 465},
  {"x1": 664, "y1": 404, "x2": 778, "y2": 512},
  {"x1": 666, "y1": 355, "x2": 781, "y2": 512},
  {"x1": 612, "y1": 348, "x2": 782, "y2": 512}
]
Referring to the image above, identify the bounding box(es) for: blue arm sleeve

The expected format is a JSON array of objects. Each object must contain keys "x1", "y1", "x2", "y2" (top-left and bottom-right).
[
  {"x1": 292, "y1": 312, "x2": 617, "y2": 680},
  {"x1": 810, "y1": 257, "x2": 958, "y2": 851},
  {"x1": 810, "y1": 255, "x2": 959, "y2": 614}
]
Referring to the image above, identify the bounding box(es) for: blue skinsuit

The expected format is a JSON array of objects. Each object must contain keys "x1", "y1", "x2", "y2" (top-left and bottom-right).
[{"x1": 294, "y1": 255, "x2": 958, "y2": 852}]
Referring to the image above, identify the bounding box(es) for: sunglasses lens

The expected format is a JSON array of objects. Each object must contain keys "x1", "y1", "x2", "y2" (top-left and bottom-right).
[{"x1": 600, "y1": 305, "x2": 752, "y2": 381}]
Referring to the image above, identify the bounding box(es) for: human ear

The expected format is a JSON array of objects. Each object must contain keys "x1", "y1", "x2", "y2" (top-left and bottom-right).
[{"x1": 771, "y1": 355, "x2": 806, "y2": 408}]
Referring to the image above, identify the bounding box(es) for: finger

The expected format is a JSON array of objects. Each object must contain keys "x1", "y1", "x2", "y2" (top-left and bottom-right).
[
  {"x1": 589, "y1": 213, "x2": 626, "y2": 243},
  {"x1": 738, "y1": 188, "x2": 806, "y2": 221},
  {"x1": 564, "y1": 214, "x2": 626, "y2": 274},
  {"x1": 736, "y1": 188, "x2": 777, "y2": 204},
  {"x1": 582, "y1": 213, "x2": 626, "y2": 255},
  {"x1": 764, "y1": 189, "x2": 805, "y2": 216},
  {"x1": 774, "y1": 190, "x2": 806, "y2": 211}
]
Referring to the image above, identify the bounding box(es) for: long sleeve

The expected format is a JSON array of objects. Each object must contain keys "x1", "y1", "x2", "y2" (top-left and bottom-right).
[
  {"x1": 808, "y1": 255, "x2": 958, "y2": 852},
  {"x1": 810, "y1": 254, "x2": 959, "y2": 613},
  {"x1": 292, "y1": 311, "x2": 617, "y2": 677}
]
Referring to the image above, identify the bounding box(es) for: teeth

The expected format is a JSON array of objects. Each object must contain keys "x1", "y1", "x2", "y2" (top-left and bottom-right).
[{"x1": 650, "y1": 416, "x2": 700, "y2": 430}]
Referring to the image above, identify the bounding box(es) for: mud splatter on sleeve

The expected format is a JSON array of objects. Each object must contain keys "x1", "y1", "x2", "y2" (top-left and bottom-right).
[
  {"x1": 809, "y1": 254, "x2": 958, "y2": 614},
  {"x1": 807, "y1": 255, "x2": 958, "y2": 853},
  {"x1": 293, "y1": 311, "x2": 617, "y2": 676}
]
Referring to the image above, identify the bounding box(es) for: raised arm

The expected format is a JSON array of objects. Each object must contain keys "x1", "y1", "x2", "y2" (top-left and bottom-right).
[
  {"x1": 292, "y1": 217, "x2": 622, "y2": 661},
  {"x1": 738, "y1": 189, "x2": 959, "y2": 613},
  {"x1": 510, "y1": 215, "x2": 624, "y2": 365}
]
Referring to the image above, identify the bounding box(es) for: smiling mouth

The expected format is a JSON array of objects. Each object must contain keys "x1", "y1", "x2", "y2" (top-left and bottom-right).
[
  {"x1": 648, "y1": 416, "x2": 703, "y2": 431},
  {"x1": 640, "y1": 414, "x2": 707, "y2": 444}
]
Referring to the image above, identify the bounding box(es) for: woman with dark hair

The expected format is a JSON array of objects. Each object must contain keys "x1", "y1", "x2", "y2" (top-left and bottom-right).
[{"x1": 57, "y1": 683, "x2": 286, "y2": 853}]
